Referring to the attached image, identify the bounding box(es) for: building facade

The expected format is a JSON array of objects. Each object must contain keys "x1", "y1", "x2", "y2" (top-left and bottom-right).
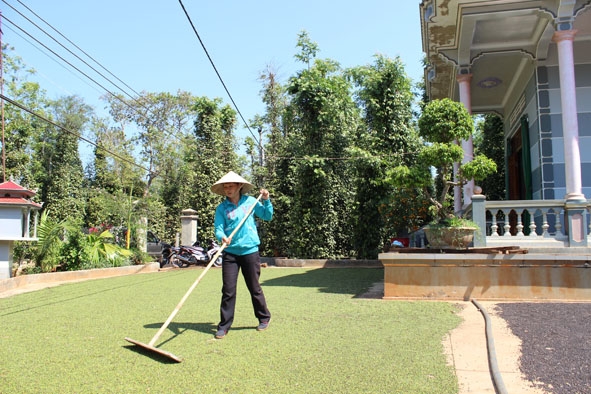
[{"x1": 420, "y1": 0, "x2": 591, "y2": 203}]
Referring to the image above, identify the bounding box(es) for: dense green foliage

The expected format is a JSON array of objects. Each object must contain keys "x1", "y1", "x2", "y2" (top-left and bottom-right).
[
  {"x1": 33, "y1": 210, "x2": 132, "y2": 272},
  {"x1": 387, "y1": 98, "x2": 497, "y2": 222},
  {"x1": 284, "y1": 58, "x2": 357, "y2": 258},
  {"x1": 0, "y1": 268, "x2": 461, "y2": 393},
  {"x1": 348, "y1": 55, "x2": 424, "y2": 257},
  {"x1": 1, "y1": 35, "x2": 501, "y2": 264},
  {"x1": 41, "y1": 96, "x2": 90, "y2": 222},
  {"x1": 475, "y1": 114, "x2": 506, "y2": 200}
]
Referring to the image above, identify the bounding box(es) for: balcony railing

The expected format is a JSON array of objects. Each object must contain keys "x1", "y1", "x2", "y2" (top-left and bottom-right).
[{"x1": 468, "y1": 196, "x2": 591, "y2": 249}]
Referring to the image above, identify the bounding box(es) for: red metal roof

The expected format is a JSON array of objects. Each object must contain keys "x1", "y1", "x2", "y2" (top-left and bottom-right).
[
  {"x1": 0, "y1": 180, "x2": 37, "y2": 197},
  {"x1": 0, "y1": 196, "x2": 42, "y2": 208},
  {"x1": 0, "y1": 181, "x2": 41, "y2": 208}
]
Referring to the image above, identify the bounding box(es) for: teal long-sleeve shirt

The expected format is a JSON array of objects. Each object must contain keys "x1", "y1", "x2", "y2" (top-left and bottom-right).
[{"x1": 214, "y1": 194, "x2": 273, "y2": 256}]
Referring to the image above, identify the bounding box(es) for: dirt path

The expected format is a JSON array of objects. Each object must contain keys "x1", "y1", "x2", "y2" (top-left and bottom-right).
[{"x1": 444, "y1": 301, "x2": 546, "y2": 393}]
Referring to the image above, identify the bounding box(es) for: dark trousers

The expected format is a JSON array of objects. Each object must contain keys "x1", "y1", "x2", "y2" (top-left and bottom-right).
[{"x1": 218, "y1": 251, "x2": 271, "y2": 331}]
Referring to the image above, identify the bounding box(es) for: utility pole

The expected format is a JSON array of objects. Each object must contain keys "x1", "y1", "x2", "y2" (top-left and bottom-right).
[
  {"x1": 258, "y1": 126, "x2": 264, "y2": 167},
  {"x1": 1, "y1": 11, "x2": 5, "y2": 182},
  {"x1": 257, "y1": 126, "x2": 265, "y2": 187}
]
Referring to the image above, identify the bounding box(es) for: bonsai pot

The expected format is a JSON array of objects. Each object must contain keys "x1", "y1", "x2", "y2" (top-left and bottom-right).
[{"x1": 423, "y1": 225, "x2": 476, "y2": 249}]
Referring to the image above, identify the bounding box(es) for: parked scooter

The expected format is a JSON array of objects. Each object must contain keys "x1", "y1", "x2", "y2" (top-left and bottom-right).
[
  {"x1": 175, "y1": 239, "x2": 222, "y2": 268},
  {"x1": 160, "y1": 242, "x2": 181, "y2": 268}
]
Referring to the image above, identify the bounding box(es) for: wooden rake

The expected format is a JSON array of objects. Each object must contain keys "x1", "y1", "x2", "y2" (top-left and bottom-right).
[{"x1": 125, "y1": 193, "x2": 263, "y2": 362}]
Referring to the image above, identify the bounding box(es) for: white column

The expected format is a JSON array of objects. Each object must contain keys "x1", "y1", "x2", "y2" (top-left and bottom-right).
[
  {"x1": 456, "y1": 73, "x2": 475, "y2": 206},
  {"x1": 552, "y1": 30, "x2": 584, "y2": 201}
]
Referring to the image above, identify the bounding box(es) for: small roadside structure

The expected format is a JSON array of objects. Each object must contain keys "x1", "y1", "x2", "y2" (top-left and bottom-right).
[{"x1": 0, "y1": 181, "x2": 42, "y2": 279}]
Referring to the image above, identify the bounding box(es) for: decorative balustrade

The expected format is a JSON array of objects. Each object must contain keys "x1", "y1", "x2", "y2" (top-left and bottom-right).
[{"x1": 468, "y1": 196, "x2": 591, "y2": 248}]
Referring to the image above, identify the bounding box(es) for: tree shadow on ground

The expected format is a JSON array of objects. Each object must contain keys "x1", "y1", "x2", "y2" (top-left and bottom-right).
[
  {"x1": 0, "y1": 273, "x2": 169, "y2": 318},
  {"x1": 262, "y1": 267, "x2": 383, "y2": 297}
]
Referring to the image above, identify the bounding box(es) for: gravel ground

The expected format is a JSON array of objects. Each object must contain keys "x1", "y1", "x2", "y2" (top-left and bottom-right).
[{"x1": 496, "y1": 303, "x2": 591, "y2": 394}]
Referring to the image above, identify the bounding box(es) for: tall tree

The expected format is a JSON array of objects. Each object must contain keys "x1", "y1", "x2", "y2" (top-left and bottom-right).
[
  {"x1": 0, "y1": 44, "x2": 49, "y2": 188},
  {"x1": 348, "y1": 55, "x2": 422, "y2": 258},
  {"x1": 166, "y1": 96, "x2": 240, "y2": 242},
  {"x1": 286, "y1": 55, "x2": 358, "y2": 258},
  {"x1": 40, "y1": 95, "x2": 90, "y2": 223},
  {"x1": 89, "y1": 118, "x2": 142, "y2": 194},
  {"x1": 105, "y1": 90, "x2": 197, "y2": 240},
  {"x1": 254, "y1": 65, "x2": 291, "y2": 256},
  {"x1": 294, "y1": 30, "x2": 319, "y2": 70},
  {"x1": 84, "y1": 117, "x2": 146, "y2": 230},
  {"x1": 105, "y1": 91, "x2": 195, "y2": 196}
]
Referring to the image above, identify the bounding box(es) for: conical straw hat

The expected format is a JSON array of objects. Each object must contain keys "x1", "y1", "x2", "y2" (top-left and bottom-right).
[{"x1": 211, "y1": 171, "x2": 253, "y2": 195}]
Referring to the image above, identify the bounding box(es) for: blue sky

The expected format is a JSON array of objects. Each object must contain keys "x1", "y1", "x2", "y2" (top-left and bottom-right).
[{"x1": 3, "y1": 0, "x2": 424, "y2": 162}]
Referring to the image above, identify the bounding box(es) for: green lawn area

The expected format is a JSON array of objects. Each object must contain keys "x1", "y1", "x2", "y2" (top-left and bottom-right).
[{"x1": 0, "y1": 267, "x2": 461, "y2": 393}]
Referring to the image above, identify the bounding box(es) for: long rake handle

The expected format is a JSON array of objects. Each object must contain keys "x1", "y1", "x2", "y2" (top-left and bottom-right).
[{"x1": 147, "y1": 193, "x2": 263, "y2": 347}]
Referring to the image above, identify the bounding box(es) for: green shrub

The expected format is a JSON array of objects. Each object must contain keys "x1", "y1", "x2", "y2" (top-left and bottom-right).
[
  {"x1": 127, "y1": 249, "x2": 152, "y2": 265},
  {"x1": 60, "y1": 231, "x2": 91, "y2": 271}
]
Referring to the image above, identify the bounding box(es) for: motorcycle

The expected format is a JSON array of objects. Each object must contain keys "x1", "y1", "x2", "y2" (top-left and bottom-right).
[
  {"x1": 175, "y1": 239, "x2": 222, "y2": 268},
  {"x1": 160, "y1": 242, "x2": 181, "y2": 268}
]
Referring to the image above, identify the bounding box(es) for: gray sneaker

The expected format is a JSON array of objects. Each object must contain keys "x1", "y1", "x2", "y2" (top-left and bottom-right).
[
  {"x1": 215, "y1": 329, "x2": 226, "y2": 339},
  {"x1": 256, "y1": 319, "x2": 270, "y2": 331}
]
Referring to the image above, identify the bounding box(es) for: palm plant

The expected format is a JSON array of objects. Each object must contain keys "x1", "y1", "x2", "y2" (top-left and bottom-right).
[
  {"x1": 35, "y1": 210, "x2": 134, "y2": 272},
  {"x1": 85, "y1": 230, "x2": 133, "y2": 266},
  {"x1": 35, "y1": 210, "x2": 77, "y2": 272}
]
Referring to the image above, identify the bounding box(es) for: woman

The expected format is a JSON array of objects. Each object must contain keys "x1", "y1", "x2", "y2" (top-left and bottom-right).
[{"x1": 211, "y1": 171, "x2": 273, "y2": 339}]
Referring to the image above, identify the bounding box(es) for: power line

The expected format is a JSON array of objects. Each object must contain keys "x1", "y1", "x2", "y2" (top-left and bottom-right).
[
  {"x1": 1, "y1": 2, "x2": 193, "y2": 147},
  {"x1": 1, "y1": 0, "x2": 142, "y2": 101},
  {"x1": 4, "y1": 90, "x2": 399, "y2": 166},
  {"x1": 2, "y1": 5, "x2": 244, "y2": 156},
  {"x1": 0, "y1": 93, "x2": 155, "y2": 175},
  {"x1": 2, "y1": 22, "x2": 101, "y2": 97},
  {"x1": 2, "y1": 15, "x2": 142, "y2": 107},
  {"x1": 177, "y1": 0, "x2": 263, "y2": 149},
  {"x1": 2, "y1": 93, "x2": 423, "y2": 173},
  {"x1": 4, "y1": 1, "x2": 259, "y2": 160},
  {"x1": 9, "y1": 0, "x2": 143, "y2": 98},
  {"x1": 1, "y1": 15, "x2": 147, "y2": 111},
  {"x1": 1, "y1": 4, "x2": 442, "y2": 175},
  {"x1": 265, "y1": 151, "x2": 424, "y2": 161}
]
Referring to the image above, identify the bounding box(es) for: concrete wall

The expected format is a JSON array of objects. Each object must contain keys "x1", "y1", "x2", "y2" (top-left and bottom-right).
[{"x1": 0, "y1": 263, "x2": 160, "y2": 297}]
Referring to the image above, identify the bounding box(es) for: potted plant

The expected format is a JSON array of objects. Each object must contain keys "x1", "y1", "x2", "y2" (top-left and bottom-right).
[{"x1": 386, "y1": 98, "x2": 497, "y2": 248}]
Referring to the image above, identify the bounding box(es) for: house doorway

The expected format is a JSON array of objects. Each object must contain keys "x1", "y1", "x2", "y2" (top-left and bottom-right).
[
  {"x1": 508, "y1": 130, "x2": 526, "y2": 200},
  {"x1": 507, "y1": 124, "x2": 532, "y2": 234}
]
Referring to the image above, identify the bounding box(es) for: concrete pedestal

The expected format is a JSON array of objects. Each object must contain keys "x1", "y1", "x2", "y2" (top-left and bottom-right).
[
  {"x1": 181, "y1": 209, "x2": 198, "y2": 245},
  {"x1": 379, "y1": 252, "x2": 591, "y2": 301}
]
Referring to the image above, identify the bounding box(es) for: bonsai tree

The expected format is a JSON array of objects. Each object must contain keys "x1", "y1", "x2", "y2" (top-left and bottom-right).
[{"x1": 386, "y1": 98, "x2": 497, "y2": 226}]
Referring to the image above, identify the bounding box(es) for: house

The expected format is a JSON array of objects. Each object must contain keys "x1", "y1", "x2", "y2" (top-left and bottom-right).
[
  {"x1": 419, "y1": 0, "x2": 591, "y2": 247},
  {"x1": 377, "y1": 0, "x2": 591, "y2": 300}
]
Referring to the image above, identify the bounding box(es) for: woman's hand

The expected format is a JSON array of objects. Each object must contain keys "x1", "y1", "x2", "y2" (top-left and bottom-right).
[{"x1": 260, "y1": 189, "x2": 270, "y2": 200}]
